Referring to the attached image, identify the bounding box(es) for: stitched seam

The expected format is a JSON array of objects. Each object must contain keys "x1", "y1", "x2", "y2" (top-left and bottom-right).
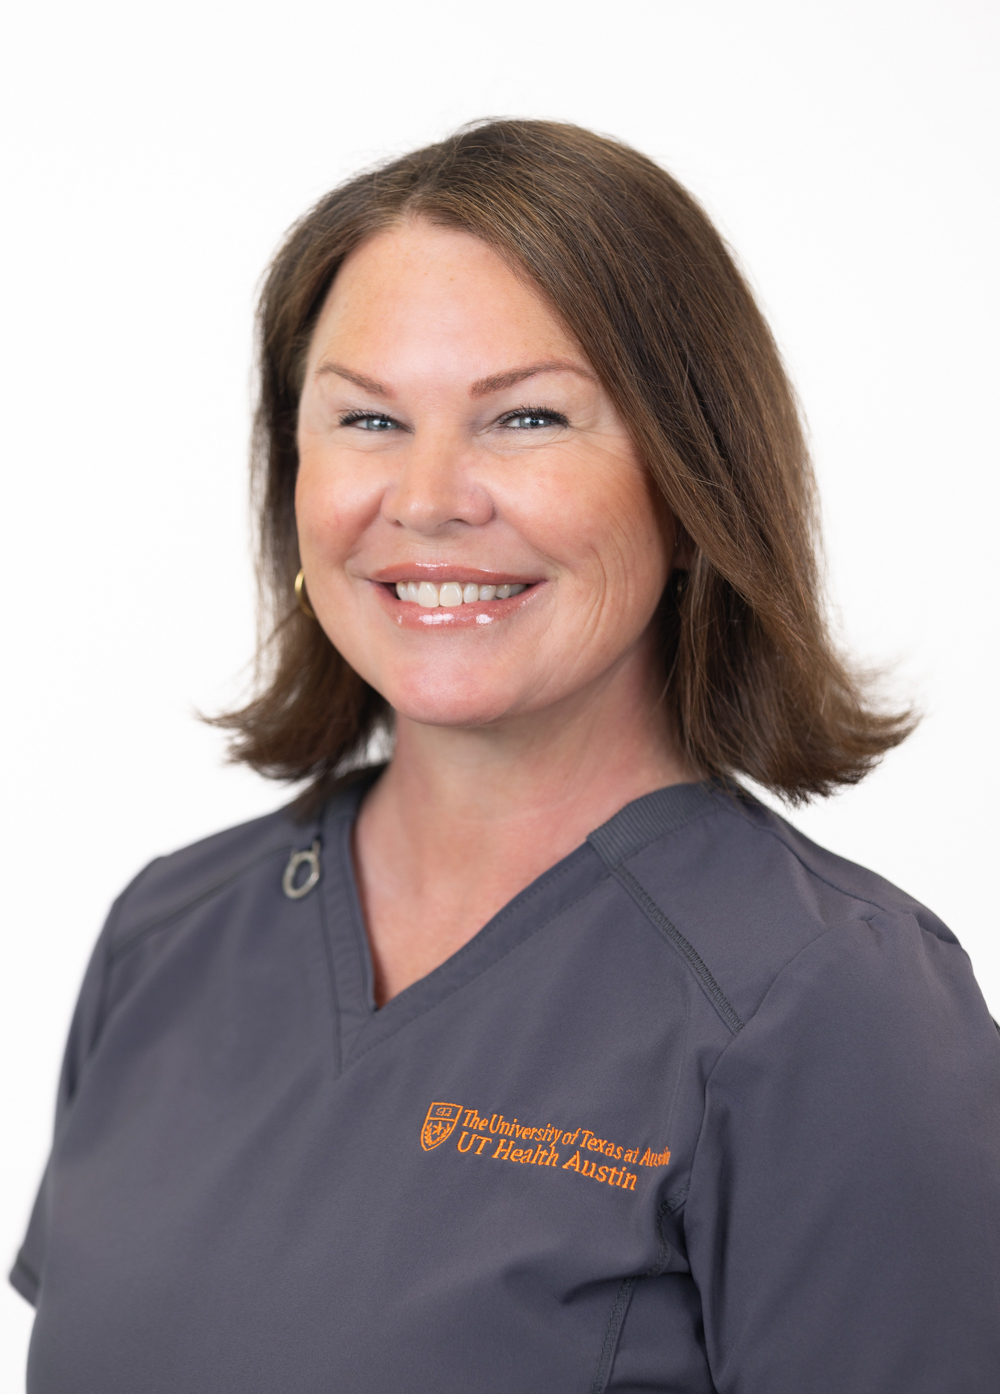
[
  {"x1": 93, "y1": 878, "x2": 141, "y2": 1055},
  {"x1": 109, "y1": 843, "x2": 295, "y2": 962},
  {"x1": 697, "y1": 908, "x2": 975, "y2": 1099},
  {"x1": 698, "y1": 928, "x2": 837, "y2": 1105},
  {"x1": 684, "y1": 926, "x2": 841, "y2": 1232},
  {"x1": 610, "y1": 865, "x2": 743, "y2": 1035},
  {"x1": 343, "y1": 874, "x2": 605, "y2": 1069},
  {"x1": 589, "y1": 796, "x2": 718, "y2": 867},
  {"x1": 589, "y1": 1190, "x2": 684, "y2": 1394},
  {"x1": 589, "y1": 1278, "x2": 636, "y2": 1394},
  {"x1": 314, "y1": 845, "x2": 343, "y2": 1079},
  {"x1": 89, "y1": 855, "x2": 169, "y2": 1064},
  {"x1": 585, "y1": 802, "x2": 719, "y2": 864},
  {"x1": 661, "y1": 988, "x2": 692, "y2": 1161},
  {"x1": 346, "y1": 851, "x2": 593, "y2": 1055},
  {"x1": 663, "y1": 1180, "x2": 690, "y2": 1217},
  {"x1": 728, "y1": 804, "x2": 952, "y2": 936},
  {"x1": 646, "y1": 1196, "x2": 676, "y2": 1276},
  {"x1": 680, "y1": 927, "x2": 855, "y2": 1365},
  {"x1": 336, "y1": 824, "x2": 375, "y2": 1014}
]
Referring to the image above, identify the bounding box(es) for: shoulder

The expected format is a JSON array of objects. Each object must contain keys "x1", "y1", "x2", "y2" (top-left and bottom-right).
[
  {"x1": 50, "y1": 799, "x2": 338, "y2": 1103},
  {"x1": 596, "y1": 783, "x2": 965, "y2": 1029},
  {"x1": 708, "y1": 789, "x2": 954, "y2": 941},
  {"x1": 105, "y1": 801, "x2": 315, "y2": 957}
]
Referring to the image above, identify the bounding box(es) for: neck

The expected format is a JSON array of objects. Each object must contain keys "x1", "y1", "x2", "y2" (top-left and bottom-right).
[
  {"x1": 352, "y1": 647, "x2": 698, "y2": 1004},
  {"x1": 361, "y1": 652, "x2": 696, "y2": 885}
]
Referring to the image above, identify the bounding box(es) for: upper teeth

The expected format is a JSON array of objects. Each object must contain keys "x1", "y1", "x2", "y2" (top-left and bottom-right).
[{"x1": 394, "y1": 581, "x2": 527, "y2": 607}]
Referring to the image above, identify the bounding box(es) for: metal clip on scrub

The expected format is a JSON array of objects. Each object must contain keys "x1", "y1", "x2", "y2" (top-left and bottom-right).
[{"x1": 282, "y1": 840, "x2": 322, "y2": 900}]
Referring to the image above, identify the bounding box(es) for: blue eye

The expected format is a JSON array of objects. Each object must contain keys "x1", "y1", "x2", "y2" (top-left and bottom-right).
[
  {"x1": 340, "y1": 411, "x2": 399, "y2": 431},
  {"x1": 500, "y1": 408, "x2": 568, "y2": 430}
]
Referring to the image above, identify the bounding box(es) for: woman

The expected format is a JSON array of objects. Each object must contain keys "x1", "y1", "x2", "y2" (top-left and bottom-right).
[{"x1": 12, "y1": 121, "x2": 1000, "y2": 1391}]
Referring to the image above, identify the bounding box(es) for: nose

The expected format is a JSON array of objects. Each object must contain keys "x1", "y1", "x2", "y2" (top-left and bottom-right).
[{"x1": 382, "y1": 428, "x2": 493, "y2": 534}]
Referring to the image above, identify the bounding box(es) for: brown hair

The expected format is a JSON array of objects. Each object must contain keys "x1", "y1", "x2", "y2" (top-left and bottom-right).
[{"x1": 214, "y1": 118, "x2": 913, "y2": 812}]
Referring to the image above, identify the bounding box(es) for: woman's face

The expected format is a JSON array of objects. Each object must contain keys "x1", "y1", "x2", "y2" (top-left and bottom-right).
[{"x1": 296, "y1": 220, "x2": 674, "y2": 730}]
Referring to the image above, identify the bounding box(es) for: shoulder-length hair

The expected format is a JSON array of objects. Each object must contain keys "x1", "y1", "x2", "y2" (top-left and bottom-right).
[{"x1": 214, "y1": 119, "x2": 912, "y2": 812}]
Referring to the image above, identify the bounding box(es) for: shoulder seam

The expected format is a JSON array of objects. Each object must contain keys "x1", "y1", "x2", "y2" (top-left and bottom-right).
[
  {"x1": 610, "y1": 864, "x2": 744, "y2": 1035},
  {"x1": 729, "y1": 804, "x2": 951, "y2": 938},
  {"x1": 109, "y1": 841, "x2": 295, "y2": 963},
  {"x1": 91, "y1": 854, "x2": 173, "y2": 1051},
  {"x1": 587, "y1": 785, "x2": 719, "y2": 867}
]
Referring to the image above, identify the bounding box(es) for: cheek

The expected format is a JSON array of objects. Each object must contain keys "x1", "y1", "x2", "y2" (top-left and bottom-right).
[
  {"x1": 294, "y1": 447, "x2": 377, "y2": 558},
  {"x1": 511, "y1": 452, "x2": 669, "y2": 601}
]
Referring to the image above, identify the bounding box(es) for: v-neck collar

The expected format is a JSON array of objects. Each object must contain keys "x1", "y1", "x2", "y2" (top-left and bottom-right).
[{"x1": 316, "y1": 770, "x2": 721, "y2": 1072}]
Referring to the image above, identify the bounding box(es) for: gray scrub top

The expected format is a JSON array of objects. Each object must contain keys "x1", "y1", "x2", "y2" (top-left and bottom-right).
[{"x1": 12, "y1": 777, "x2": 1000, "y2": 1391}]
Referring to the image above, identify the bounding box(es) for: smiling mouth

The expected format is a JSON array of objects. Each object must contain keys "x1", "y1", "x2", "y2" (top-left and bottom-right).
[{"x1": 391, "y1": 580, "x2": 529, "y2": 608}]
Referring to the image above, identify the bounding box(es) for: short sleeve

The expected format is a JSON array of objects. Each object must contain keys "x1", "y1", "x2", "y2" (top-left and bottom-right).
[
  {"x1": 683, "y1": 911, "x2": 1000, "y2": 1393},
  {"x1": 8, "y1": 874, "x2": 140, "y2": 1306}
]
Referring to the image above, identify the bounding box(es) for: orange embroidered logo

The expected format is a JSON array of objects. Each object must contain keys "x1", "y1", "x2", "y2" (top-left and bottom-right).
[
  {"x1": 421, "y1": 1100, "x2": 672, "y2": 1193},
  {"x1": 420, "y1": 1101, "x2": 463, "y2": 1151}
]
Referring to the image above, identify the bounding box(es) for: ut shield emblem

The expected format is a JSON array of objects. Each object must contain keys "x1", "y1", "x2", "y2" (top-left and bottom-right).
[{"x1": 421, "y1": 1102, "x2": 463, "y2": 1151}]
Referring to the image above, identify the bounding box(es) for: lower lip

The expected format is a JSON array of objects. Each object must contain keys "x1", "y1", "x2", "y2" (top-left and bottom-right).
[{"x1": 372, "y1": 582, "x2": 543, "y2": 629}]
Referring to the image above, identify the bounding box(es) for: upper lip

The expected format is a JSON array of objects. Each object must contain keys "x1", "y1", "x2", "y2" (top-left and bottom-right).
[{"x1": 370, "y1": 564, "x2": 542, "y2": 585}]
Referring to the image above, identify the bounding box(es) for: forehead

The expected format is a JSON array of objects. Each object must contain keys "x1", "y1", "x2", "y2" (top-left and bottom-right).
[{"x1": 308, "y1": 219, "x2": 579, "y2": 369}]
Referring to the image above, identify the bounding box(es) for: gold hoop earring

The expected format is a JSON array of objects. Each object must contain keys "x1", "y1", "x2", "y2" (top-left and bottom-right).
[{"x1": 294, "y1": 568, "x2": 316, "y2": 620}]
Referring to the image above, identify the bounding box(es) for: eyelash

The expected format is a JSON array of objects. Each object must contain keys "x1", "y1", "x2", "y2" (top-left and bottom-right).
[
  {"x1": 337, "y1": 405, "x2": 569, "y2": 431},
  {"x1": 339, "y1": 409, "x2": 399, "y2": 430},
  {"x1": 496, "y1": 406, "x2": 569, "y2": 429}
]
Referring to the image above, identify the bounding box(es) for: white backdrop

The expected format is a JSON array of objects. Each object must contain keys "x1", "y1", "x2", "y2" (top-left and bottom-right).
[{"x1": 2, "y1": 0, "x2": 997, "y2": 1379}]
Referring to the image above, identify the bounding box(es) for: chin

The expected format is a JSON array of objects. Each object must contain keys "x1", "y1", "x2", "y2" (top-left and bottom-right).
[{"x1": 382, "y1": 671, "x2": 522, "y2": 729}]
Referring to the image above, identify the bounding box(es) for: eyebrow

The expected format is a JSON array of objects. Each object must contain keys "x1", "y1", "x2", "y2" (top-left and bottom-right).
[
  {"x1": 315, "y1": 358, "x2": 594, "y2": 400},
  {"x1": 470, "y1": 360, "x2": 596, "y2": 398},
  {"x1": 316, "y1": 363, "x2": 390, "y2": 395}
]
